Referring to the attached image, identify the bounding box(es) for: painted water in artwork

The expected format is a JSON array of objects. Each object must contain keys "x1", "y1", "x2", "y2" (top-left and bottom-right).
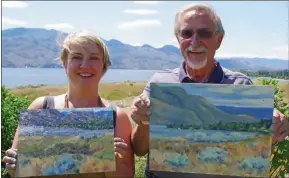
[
  {"x1": 16, "y1": 108, "x2": 115, "y2": 177},
  {"x1": 149, "y1": 83, "x2": 274, "y2": 177}
]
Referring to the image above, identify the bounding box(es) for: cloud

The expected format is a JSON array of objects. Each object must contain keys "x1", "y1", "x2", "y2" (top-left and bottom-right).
[
  {"x1": 215, "y1": 52, "x2": 288, "y2": 60},
  {"x1": 215, "y1": 44, "x2": 288, "y2": 60},
  {"x1": 44, "y1": 23, "x2": 74, "y2": 30},
  {"x1": 2, "y1": 1, "x2": 29, "y2": 8},
  {"x1": 171, "y1": 38, "x2": 179, "y2": 47},
  {"x1": 271, "y1": 45, "x2": 288, "y2": 60},
  {"x1": 133, "y1": 1, "x2": 162, "y2": 5},
  {"x1": 216, "y1": 53, "x2": 260, "y2": 58},
  {"x1": 272, "y1": 45, "x2": 288, "y2": 52},
  {"x1": 132, "y1": 43, "x2": 143, "y2": 46},
  {"x1": 118, "y1": 19, "x2": 161, "y2": 30},
  {"x1": 2, "y1": 16, "x2": 27, "y2": 26},
  {"x1": 171, "y1": 38, "x2": 178, "y2": 43},
  {"x1": 124, "y1": 9, "x2": 159, "y2": 15}
]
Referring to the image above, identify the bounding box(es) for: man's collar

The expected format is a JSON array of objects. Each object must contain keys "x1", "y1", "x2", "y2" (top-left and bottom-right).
[{"x1": 178, "y1": 60, "x2": 224, "y2": 83}]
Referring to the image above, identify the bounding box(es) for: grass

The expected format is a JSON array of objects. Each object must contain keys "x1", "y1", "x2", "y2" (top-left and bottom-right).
[
  {"x1": 278, "y1": 82, "x2": 289, "y2": 103},
  {"x1": 11, "y1": 81, "x2": 146, "y2": 101},
  {"x1": 18, "y1": 134, "x2": 116, "y2": 176},
  {"x1": 150, "y1": 136, "x2": 271, "y2": 177},
  {"x1": 8, "y1": 80, "x2": 289, "y2": 177}
]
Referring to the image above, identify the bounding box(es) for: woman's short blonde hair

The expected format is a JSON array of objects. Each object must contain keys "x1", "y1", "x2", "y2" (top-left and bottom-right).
[{"x1": 59, "y1": 30, "x2": 111, "y2": 74}]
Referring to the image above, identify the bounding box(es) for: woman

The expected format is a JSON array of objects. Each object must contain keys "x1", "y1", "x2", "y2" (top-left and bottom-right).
[{"x1": 3, "y1": 30, "x2": 135, "y2": 178}]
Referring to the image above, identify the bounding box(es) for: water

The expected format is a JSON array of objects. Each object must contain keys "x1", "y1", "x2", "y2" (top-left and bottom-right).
[
  {"x1": 150, "y1": 125, "x2": 258, "y2": 143},
  {"x1": 2, "y1": 68, "x2": 288, "y2": 88},
  {"x1": 2, "y1": 68, "x2": 159, "y2": 88}
]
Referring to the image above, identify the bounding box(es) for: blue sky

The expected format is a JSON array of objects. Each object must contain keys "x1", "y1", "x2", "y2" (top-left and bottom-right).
[
  {"x1": 153, "y1": 83, "x2": 275, "y2": 108},
  {"x1": 2, "y1": 1, "x2": 288, "y2": 60}
]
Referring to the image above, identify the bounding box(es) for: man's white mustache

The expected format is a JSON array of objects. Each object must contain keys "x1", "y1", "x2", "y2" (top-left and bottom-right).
[{"x1": 185, "y1": 45, "x2": 208, "y2": 53}]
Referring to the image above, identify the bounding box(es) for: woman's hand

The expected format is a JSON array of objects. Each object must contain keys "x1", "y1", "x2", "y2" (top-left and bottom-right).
[
  {"x1": 114, "y1": 137, "x2": 128, "y2": 159},
  {"x1": 2, "y1": 148, "x2": 17, "y2": 176}
]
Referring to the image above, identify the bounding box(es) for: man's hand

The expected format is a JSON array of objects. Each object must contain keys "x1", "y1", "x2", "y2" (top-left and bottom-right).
[
  {"x1": 131, "y1": 94, "x2": 151, "y2": 125},
  {"x1": 272, "y1": 109, "x2": 289, "y2": 144}
]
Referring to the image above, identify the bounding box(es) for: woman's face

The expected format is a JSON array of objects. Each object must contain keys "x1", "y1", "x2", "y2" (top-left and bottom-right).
[{"x1": 63, "y1": 42, "x2": 104, "y2": 89}]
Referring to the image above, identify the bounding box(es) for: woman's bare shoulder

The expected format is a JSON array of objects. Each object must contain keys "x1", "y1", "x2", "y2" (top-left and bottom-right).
[
  {"x1": 28, "y1": 94, "x2": 65, "y2": 109},
  {"x1": 28, "y1": 96, "x2": 46, "y2": 109}
]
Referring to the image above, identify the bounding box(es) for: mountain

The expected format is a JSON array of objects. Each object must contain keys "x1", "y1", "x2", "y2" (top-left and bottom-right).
[
  {"x1": 150, "y1": 84, "x2": 258, "y2": 125},
  {"x1": 216, "y1": 106, "x2": 273, "y2": 120},
  {"x1": 2, "y1": 27, "x2": 288, "y2": 70},
  {"x1": 19, "y1": 108, "x2": 113, "y2": 127}
]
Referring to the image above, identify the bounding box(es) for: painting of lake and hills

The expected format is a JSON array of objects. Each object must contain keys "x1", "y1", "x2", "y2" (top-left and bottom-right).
[
  {"x1": 149, "y1": 83, "x2": 275, "y2": 177},
  {"x1": 16, "y1": 107, "x2": 115, "y2": 177}
]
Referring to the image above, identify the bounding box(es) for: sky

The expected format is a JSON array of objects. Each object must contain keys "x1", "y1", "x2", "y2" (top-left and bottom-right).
[
  {"x1": 153, "y1": 83, "x2": 275, "y2": 108},
  {"x1": 2, "y1": 1, "x2": 289, "y2": 60}
]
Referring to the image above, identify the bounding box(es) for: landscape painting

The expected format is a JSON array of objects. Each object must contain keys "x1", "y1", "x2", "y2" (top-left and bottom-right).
[
  {"x1": 16, "y1": 107, "x2": 115, "y2": 177},
  {"x1": 149, "y1": 82, "x2": 275, "y2": 177}
]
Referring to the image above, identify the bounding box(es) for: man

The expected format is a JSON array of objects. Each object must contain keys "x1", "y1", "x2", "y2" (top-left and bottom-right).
[{"x1": 130, "y1": 3, "x2": 289, "y2": 178}]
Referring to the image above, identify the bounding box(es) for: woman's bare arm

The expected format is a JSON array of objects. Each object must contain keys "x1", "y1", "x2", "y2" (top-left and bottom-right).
[{"x1": 106, "y1": 108, "x2": 135, "y2": 177}]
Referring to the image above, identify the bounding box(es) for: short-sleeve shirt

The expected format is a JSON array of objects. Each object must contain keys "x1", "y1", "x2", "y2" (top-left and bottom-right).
[{"x1": 143, "y1": 61, "x2": 253, "y2": 178}]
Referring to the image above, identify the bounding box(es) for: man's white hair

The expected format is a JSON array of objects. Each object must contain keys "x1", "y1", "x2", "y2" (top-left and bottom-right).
[{"x1": 174, "y1": 3, "x2": 225, "y2": 36}]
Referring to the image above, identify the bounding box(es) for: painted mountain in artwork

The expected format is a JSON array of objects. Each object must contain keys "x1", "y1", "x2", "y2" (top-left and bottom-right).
[
  {"x1": 150, "y1": 84, "x2": 259, "y2": 125},
  {"x1": 19, "y1": 108, "x2": 114, "y2": 129}
]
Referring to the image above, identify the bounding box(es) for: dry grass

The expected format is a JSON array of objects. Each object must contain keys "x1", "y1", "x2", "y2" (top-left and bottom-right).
[
  {"x1": 10, "y1": 82, "x2": 146, "y2": 102},
  {"x1": 149, "y1": 136, "x2": 271, "y2": 177},
  {"x1": 278, "y1": 82, "x2": 289, "y2": 103}
]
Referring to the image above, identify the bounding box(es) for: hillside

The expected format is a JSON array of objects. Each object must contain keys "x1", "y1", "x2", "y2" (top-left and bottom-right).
[
  {"x1": 150, "y1": 84, "x2": 258, "y2": 125},
  {"x1": 216, "y1": 106, "x2": 273, "y2": 120},
  {"x1": 19, "y1": 108, "x2": 114, "y2": 128},
  {"x1": 2, "y1": 27, "x2": 288, "y2": 71}
]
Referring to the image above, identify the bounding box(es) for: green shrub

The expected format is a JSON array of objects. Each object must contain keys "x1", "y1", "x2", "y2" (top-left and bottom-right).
[
  {"x1": 259, "y1": 78, "x2": 289, "y2": 178},
  {"x1": 1, "y1": 85, "x2": 31, "y2": 177},
  {"x1": 135, "y1": 156, "x2": 146, "y2": 178},
  {"x1": 1, "y1": 168, "x2": 9, "y2": 178}
]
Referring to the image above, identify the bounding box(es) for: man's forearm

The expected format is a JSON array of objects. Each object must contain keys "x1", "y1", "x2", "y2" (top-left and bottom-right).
[{"x1": 131, "y1": 124, "x2": 149, "y2": 156}]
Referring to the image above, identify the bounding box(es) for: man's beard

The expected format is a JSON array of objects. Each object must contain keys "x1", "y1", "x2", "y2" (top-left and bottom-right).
[{"x1": 183, "y1": 45, "x2": 208, "y2": 70}]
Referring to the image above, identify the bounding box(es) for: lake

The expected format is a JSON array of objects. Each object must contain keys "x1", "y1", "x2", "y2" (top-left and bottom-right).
[
  {"x1": 150, "y1": 125, "x2": 259, "y2": 143},
  {"x1": 2, "y1": 68, "x2": 159, "y2": 88},
  {"x1": 2, "y1": 68, "x2": 289, "y2": 88}
]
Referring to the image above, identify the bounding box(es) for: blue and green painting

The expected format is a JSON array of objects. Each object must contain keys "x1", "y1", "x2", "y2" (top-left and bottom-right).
[
  {"x1": 149, "y1": 82, "x2": 274, "y2": 177},
  {"x1": 16, "y1": 107, "x2": 115, "y2": 177}
]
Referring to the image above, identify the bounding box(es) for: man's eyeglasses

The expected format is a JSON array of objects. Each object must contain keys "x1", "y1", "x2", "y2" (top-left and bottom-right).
[{"x1": 178, "y1": 28, "x2": 218, "y2": 40}]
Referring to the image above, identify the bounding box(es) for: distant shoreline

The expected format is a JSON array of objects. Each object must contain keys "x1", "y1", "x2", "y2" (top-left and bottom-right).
[
  {"x1": 2, "y1": 67, "x2": 162, "y2": 71},
  {"x1": 7, "y1": 81, "x2": 147, "y2": 89},
  {"x1": 5, "y1": 77, "x2": 288, "y2": 90},
  {"x1": 3, "y1": 68, "x2": 288, "y2": 87}
]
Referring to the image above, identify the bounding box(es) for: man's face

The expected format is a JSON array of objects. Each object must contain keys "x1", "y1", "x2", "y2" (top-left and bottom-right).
[{"x1": 176, "y1": 10, "x2": 223, "y2": 70}]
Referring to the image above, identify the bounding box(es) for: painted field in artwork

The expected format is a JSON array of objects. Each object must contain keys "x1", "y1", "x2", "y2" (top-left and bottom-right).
[
  {"x1": 149, "y1": 83, "x2": 274, "y2": 177},
  {"x1": 16, "y1": 108, "x2": 115, "y2": 177}
]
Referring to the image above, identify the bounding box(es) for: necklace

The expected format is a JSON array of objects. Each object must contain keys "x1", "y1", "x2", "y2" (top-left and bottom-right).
[{"x1": 64, "y1": 92, "x2": 103, "y2": 108}]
